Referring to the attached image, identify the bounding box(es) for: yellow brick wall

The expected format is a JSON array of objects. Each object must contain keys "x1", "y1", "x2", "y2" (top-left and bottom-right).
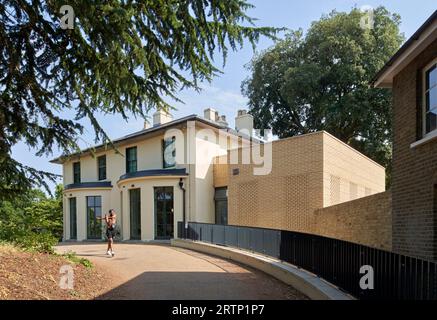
[
  {"x1": 322, "y1": 132, "x2": 386, "y2": 207},
  {"x1": 224, "y1": 131, "x2": 389, "y2": 248},
  {"x1": 213, "y1": 155, "x2": 229, "y2": 188},
  {"x1": 314, "y1": 191, "x2": 392, "y2": 250},
  {"x1": 227, "y1": 132, "x2": 324, "y2": 232}
]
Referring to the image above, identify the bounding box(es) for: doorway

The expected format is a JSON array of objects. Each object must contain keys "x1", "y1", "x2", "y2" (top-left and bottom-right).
[
  {"x1": 129, "y1": 188, "x2": 141, "y2": 240},
  {"x1": 215, "y1": 187, "x2": 228, "y2": 225},
  {"x1": 87, "y1": 196, "x2": 102, "y2": 239},
  {"x1": 154, "y1": 187, "x2": 174, "y2": 239},
  {"x1": 69, "y1": 197, "x2": 77, "y2": 240}
]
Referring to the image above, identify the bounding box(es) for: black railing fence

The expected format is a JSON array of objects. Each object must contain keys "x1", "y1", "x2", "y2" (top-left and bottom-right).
[{"x1": 177, "y1": 221, "x2": 437, "y2": 300}]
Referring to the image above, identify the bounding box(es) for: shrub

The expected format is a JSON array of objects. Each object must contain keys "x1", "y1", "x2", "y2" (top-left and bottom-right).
[
  {"x1": 0, "y1": 185, "x2": 63, "y2": 253},
  {"x1": 12, "y1": 232, "x2": 58, "y2": 254},
  {"x1": 62, "y1": 251, "x2": 93, "y2": 268}
]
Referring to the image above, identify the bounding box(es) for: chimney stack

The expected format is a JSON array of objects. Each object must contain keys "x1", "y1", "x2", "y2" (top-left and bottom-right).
[
  {"x1": 217, "y1": 115, "x2": 229, "y2": 127},
  {"x1": 235, "y1": 109, "x2": 253, "y2": 136},
  {"x1": 153, "y1": 110, "x2": 173, "y2": 127},
  {"x1": 204, "y1": 108, "x2": 219, "y2": 122},
  {"x1": 143, "y1": 119, "x2": 151, "y2": 130}
]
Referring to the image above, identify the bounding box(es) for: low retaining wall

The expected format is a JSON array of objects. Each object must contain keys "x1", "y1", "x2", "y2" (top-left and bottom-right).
[
  {"x1": 171, "y1": 239, "x2": 353, "y2": 300},
  {"x1": 314, "y1": 191, "x2": 392, "y2": 250}
]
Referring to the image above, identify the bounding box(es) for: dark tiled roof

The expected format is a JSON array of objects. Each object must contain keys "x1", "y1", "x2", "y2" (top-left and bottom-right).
[
  {"x1": 119, "y1": 168, "x2": 188, "y2": 182},
  {"x1": 64, "y1": 181, "x2": 112, "y2": 191}
]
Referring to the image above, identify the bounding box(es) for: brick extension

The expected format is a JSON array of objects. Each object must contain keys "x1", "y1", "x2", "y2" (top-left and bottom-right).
[
  {"x1": 391, "y1": 40, "x2": 437, "y2": 261},
  {"x1": 314, "y1": 191, "x2": 392, "y2": 250},
  {"x1": 214, "y1": 131, "x2": 390, "y2": 250}
]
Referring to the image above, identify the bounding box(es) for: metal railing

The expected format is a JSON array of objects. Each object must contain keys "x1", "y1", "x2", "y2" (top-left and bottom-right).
[{"x1": 177, "y1": 221, "x2": 437, "y2": 300}]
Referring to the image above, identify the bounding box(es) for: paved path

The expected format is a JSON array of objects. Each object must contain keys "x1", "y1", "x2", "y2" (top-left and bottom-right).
[{"x1": 56, "y1": 243, "x2": 307, "y2": 300}]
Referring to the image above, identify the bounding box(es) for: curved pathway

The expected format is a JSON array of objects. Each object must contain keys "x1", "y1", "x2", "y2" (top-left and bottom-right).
[{"x1": 56, "y1": 243, "x2": 307, "y2": 300}]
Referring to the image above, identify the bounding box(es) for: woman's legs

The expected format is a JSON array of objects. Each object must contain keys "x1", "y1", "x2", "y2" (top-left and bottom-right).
[{"x1": 107, "y1": 237, "x2": 113, "y2": 252}]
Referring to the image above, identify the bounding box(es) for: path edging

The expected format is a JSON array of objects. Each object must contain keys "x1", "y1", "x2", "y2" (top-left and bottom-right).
[{"x1": 171, "y1": 239, "x2": 354, "y2": 300}]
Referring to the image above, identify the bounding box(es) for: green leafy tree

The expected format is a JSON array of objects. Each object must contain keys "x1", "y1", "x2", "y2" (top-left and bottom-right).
[
  {"x1": 23, "y1": 184, "x2": 63, "y2": 239},
  {"x1": 0, "y1": 184, "x2": 63, "y2": 252},
  {"x1": 0, "y1": 0, "x2": 277, "y2": 199},
  {"x1": 242, "y1": 7, "x2": 403, "y2": 185}
]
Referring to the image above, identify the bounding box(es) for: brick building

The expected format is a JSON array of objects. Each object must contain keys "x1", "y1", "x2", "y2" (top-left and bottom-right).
[
  {"x1": 212, "y1": 12, "x2": 437, "y2": 256},
  {"x1": 373, "y1": 11, "x2": 437, "y2": 261},
  {"x1": 214, "y1": 131, "x2": 387, "y2": 248}
]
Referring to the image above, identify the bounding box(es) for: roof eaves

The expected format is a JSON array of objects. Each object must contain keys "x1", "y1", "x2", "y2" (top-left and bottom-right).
[
  {"x1": 371, "y1": 10, "x2": 437, "y2": 87},
  {"x1": 50, "y1": 114, "x2": 261, "y2": 164}
]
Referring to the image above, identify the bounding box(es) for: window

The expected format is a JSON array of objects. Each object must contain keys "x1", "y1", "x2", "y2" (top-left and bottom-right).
[
  {"x1": 434, "y1": 185, "x2": 437, "y2": 227},
  {"x1": 163, "y1": 136, "x2": 176, "y2": 168},
  {"x1": 69, "y1": 197, "x2": 77, "y2": 240},
  {"x1": 86, "y1": 196, "x2": 102, "y2": 239},
  {"x1": 73, "y1": 162, "x2": 81, "y2": 184},
  {"x1": 215, "y1": 187, "x2": 228, "y2": 225},
  {"x1": 154, "y1": 187, "x2": 174, "y2": 239},
  {"x1": 126, "y1": 147, "x2": 137, "y2": 173},
  {"x1": 98, "y1": 155, "x2": 106, "y2": 180},
  {"x1": 424, "y1": 60, "x2": 437, "y2": 135}
]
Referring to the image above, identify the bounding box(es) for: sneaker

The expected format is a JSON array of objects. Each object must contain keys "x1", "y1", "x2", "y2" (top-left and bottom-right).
[
  {"x1": 111, "y1": 251, "x2": 115, "y2": 257},
  {"x1": 106, "y1": 250, "x2": 112, "y2": 256}
]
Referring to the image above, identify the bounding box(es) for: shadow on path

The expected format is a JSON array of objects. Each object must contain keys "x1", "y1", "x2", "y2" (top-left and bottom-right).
[{"x1": 97, "y1": 271, "x2": 306, "y2": 300}]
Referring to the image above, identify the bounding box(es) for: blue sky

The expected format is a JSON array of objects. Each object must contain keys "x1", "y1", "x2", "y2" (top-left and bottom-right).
[{"x1": 11, "y1": 1, "x2": 437, "y2": 193}]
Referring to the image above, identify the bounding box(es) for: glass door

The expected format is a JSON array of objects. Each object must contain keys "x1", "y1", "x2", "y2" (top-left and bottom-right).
[
  {"x1": 154, "y1": 187, "x2": 174, "y2": 239},
  {"x1": 87, "y1": 196, "x2": 102, "y2": 239},
  {"x1": 214, "y1": 188, "x2": 228, "y2": 225},
  {"x1": 129, "y1": 188, "x2": 141, "y2": 240},
  {"x1": 69, "y1": 197, "x2": 77, "y2": 239}
]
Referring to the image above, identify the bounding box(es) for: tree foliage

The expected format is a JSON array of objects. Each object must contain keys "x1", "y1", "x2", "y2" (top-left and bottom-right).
[
  {"x1": 0, "y1": 0, "x2": 277, "y2": 199},
  {"x1": 0, "y1": 184, "x2": 63, "y2": 252},
  {"x1": 242, "y1": 7, "x2": 404, "y2": 185}
]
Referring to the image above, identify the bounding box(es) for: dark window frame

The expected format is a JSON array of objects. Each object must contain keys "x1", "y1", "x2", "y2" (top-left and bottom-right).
[
  {"x1": 154, "y1": 186, "x2": 174, "y2": 239},
  {"x1": 97, "y1": 155, "x2": 107, "y2": 181},
  {"x1": 86, "y1": 195, "x2": 102, "y2": 239},
  {"x1": 433, "y1": 184, "x2": 437, "y2": 260},
  {"x1": 129, "y1": 188, "x2": 141, "y2": 240},
  {"x1": 69, "y1": 197, "x2": 77, "y2": 240},
  {"x1": 214, "y1": 187, "x2": 228, "y2": 225},
  {"x1": 126, "y1": 147, "x2": 138, "y2": 173},
  {"x1": 162, "y1": 136, "x2": 176, "y2": 169},
  {"x1": 424, "y1": 60, "x2": 437, "y2": 135},
  {"x1": 73, "y1": 162, "x2": 81, "y2": 184}
]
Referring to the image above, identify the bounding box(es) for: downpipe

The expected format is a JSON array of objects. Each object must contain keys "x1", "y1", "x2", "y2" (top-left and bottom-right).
[{"x1": 178, "y1": 178, "x2": 187, "y2": 239}]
